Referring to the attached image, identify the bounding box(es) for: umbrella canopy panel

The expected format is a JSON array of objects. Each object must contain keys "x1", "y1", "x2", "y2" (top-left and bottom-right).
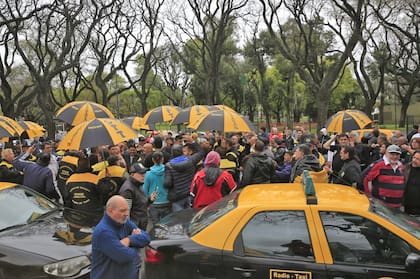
[
  {"x1": 121, "y1": 117, "x2": 155, "y2": 131},
  {"x1": 55, "y1": 101, "x2": 115, "y2": 126},
  {"x1": 324, "y1": 110, "x2": 372, "y2": 133},
  {"x1": 57, "y1": 118, "x2": 137, "y2": 150},
  {"x1": 0, "y1": 122, "x2": 16, "y2": 138},
  {"x1": 0, "y1": 116, "x2": 24, "y2": 136},
  {"x1": 171, "y1": 105, "x2": 218, "y2": 125},
  {"x1": 143, "y1": 105, "x2": 181, "y2": 125},
  {"x1": 18, "y1": 121, "x2": 46, "y2": 139},
  {"x1": 188, "y1": 110, "x2": 256, "y2": 133}
]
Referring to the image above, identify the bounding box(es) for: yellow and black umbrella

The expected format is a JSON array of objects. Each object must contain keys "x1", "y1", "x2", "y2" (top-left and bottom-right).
[
  {"x1": 0, "y1": 116, "x2": 24, "y2": 136},
  {"x1": 212, "y1": 104, "x2": 237, "y2": 112},
  {"x1": 171, "y1": 105, "x2": 218, "y2": 125},
  {"x1": 143, "y1": 105, "x2": 181, "y2": 125},
  {"x1": 57, "y1": 118, "x2": 137, "y2": 150},
  {"x1": 187, "y1": 110, "x2": 256, "y2": 133},
  {"x1": 324, "y1": 109, "x2": 373, "y2": 133},
  {"x1": 55, "y1": 101, "x2": 115, "y2": 126},
  {"x1": 18, "y1": 120, "x2": 46, "y2": 139},
  {"x1": 121, "y1": 116, "x2": 155, "y2": 131},
  {"x1": 0, "y1": 121, "x2": 16, "y2": 138}
]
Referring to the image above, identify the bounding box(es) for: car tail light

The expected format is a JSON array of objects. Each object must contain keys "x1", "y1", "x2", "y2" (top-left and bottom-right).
[{"x1": 145, "y1": 246, "x2": 165, "y2": 263}]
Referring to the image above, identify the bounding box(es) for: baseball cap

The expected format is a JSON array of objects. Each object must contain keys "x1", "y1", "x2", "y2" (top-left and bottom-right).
[
  {"x1": 130, "y1": 162, "x2": 148, "y2": 174},
  {"x1": 386, "y1": 144, "x2": 401, "y2": 154},
  {"x1": 411, "y1": 133, "x2": 420, "y2": 140}
]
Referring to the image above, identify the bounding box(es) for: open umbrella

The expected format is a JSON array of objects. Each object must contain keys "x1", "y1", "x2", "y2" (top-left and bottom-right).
[
  {"x1": 0, "y1": 121, "x2": 17, "y2": 138},
  {"x1": 57, "y1": 118, "x2": 137, "y2": 150},
  {"x1": 212, "y1": 104, "x2": 237, "y2": 112},
  {"x1": 324, "y1": 110, "x2": 373, "y2": 133},
  {"x1": 18, "y1": 120, "x2": 46, "y2": 139},
  {"x1": 55, "y1": 101, "x2": 115, "y2": 126},
  {"x1": 142, "y1": 105, "x2": 181, "y2": 125},
  {"x1": 121, "y1": 116, "x2": 155, "y2": 131},
  {"x1": 187, "y1": 110, "x2": 256, "y2": 133},
  {"x1": 0, "y1": 116, "x2": 24, "y2": 135},
  {"x1": 171, "y1": 105, "x2": 218, "y2": 125}
]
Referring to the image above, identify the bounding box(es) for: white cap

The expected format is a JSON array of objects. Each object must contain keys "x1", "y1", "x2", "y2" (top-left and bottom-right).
[
  {"x1": 320, "y1": 128, "x2": 327, "y2": 135},
  {"x1": 411, "y1": 133, "x2": 420, "y2": 140}
]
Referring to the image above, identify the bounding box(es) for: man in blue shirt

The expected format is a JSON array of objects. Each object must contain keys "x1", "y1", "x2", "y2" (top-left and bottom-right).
[{"x1": 91, "y1": 195, "x2": 150, "y2": 279}]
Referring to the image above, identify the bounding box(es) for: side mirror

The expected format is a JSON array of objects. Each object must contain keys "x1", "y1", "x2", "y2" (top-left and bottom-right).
[{"x1": 405, "y1": 253, "x2": 420, "y2": 272}]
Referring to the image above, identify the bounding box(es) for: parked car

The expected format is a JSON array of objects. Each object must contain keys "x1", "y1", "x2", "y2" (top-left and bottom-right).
[
  {"x1": 351, "y1": 128, "x2": 400, "y2": 142},
  {"x1": 0, "y1": 182, "x2": 102, "y2": 278},
  {"x1": 144, "y1": 179, "x2": 420, "y2": 279}
]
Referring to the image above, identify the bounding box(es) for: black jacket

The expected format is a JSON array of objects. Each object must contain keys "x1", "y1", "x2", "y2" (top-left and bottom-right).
[
  {"x1": 241, "y1": 153, "x2": 275, "y2": 187},
  {"x1": 290, "y1": 154, "x2": 322, "y2": 182},
  {"x1": 403, "y1": 162, "x2": 420, "y2": 215},
  {"x1": 335, "y1": 158, "x2": 362, "y2": 186},
  {"x1": 119, "y1": 176, "x2": 150, "y2": 230},
  {"x1": 164, "y1": 152, "x2": 203, "y2": 202},
  {"x1": 0, "y1": 160, "x2": 23, "y2": 184}
]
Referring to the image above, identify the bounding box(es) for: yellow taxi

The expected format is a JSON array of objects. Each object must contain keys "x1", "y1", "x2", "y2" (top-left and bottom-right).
[
  {"x1": 351, "y1": 128, "x2": 400, "y2": 142},
  {"x1": 145, "y1": 173, "x2": 420, "y2": 279}
]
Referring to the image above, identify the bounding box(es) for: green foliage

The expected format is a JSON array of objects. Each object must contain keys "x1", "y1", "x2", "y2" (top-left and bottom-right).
[{"x1": 329, "y1": 67, "x2": 363, "y2": 112}]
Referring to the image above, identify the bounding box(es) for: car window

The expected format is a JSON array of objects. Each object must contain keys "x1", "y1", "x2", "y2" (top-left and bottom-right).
[
  {"x1": 320, "y1": 211, "x2": 415, "y2": 266},
  {"x1": 369, "y1": 198, "x2": 420, "y2": 239},
  {"x1": 240, "y1": 211, "x2": 314, "y2": 260},
  {"x1": 188, "y1": 191, "x2": 239, "y2": 236},
  {"x1": 0, "y1": 186, "x2": 57, "y2": 231}
]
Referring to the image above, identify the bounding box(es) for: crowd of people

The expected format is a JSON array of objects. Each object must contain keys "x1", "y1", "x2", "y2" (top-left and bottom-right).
[
  {"x1": 1, "y1": 123, "x2": 420, "y2": 278},
  {"x1": 1, "y1": 123, "x2": 420, "y2": 228}
]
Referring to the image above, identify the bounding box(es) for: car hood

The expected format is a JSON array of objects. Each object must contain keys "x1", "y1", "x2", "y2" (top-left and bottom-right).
[{"x1": 0, "y1": 208, "x2": 102, "y2": 260}]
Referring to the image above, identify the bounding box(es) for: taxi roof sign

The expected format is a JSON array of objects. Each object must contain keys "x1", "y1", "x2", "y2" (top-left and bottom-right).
[{"x1": 302, "y1": 170, "x2": 317, "y2": 204}]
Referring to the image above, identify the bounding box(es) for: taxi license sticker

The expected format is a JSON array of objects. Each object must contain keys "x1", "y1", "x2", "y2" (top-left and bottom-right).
[{"x1": 270, "y1": 269, "x2": 312, "y2": 279}]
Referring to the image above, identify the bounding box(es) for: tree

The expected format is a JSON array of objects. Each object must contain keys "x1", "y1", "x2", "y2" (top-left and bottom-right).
[
  {"x1": 371, "y1": 0, "x2": 419, "y2": 127},
  {"x1": 0, "y1": 1, "x2": 50, "y2": 118},
  {"x1": 166, "y1": 0, "x2": 247, "y2": 105},
  {"x1": 4, "y1": 0, "x2": 111, "y2": 135},
  {"x1": 259, "y1": 0, "x2": 365, "y2": 129},
  {"x1": 243, "y1": 27, "x2": 273, "y2": 129},
  {"x1": 154, "y1": 43, "x2": 191, "y2": 107}
]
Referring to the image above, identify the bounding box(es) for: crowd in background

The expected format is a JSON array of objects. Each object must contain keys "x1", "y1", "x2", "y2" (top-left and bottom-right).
[{"x1": 1, "y1": 123, "x2": 420, "y2": 230}]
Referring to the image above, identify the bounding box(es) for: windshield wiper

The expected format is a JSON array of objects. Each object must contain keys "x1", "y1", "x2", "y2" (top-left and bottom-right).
[{"x1": 0, "y1": 223, "x2": 28, "y2": 233}]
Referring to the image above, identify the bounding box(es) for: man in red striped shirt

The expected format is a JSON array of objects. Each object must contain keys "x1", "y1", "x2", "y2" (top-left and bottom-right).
[{"x1": 363, "y1": 144, "x2": 404, "y2": 208}]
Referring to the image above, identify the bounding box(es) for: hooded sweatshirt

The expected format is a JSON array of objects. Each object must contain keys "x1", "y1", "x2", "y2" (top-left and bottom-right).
[
  {"x1": 143, "y1": 164, "x2": 168, "y2": 204},
  {"x1": 190, "y1": 166, "x2": 236, "y2": 209}
]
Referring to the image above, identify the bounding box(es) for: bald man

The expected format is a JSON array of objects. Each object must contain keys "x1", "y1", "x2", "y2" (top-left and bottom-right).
[{"x1": 91, "y1": 195, "x2": 150, "y2": 279}]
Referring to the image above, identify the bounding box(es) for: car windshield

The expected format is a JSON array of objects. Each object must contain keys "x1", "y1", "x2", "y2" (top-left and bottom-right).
[
  {"x1": 188, "y1": 191, "x2": 239, "y2": 236},
  {"x1": 370, "y1": 198, "x2": 420, "y2": 239},
  {"x1": 0, "y1": 185, "x2": 58, "y2": 231}
]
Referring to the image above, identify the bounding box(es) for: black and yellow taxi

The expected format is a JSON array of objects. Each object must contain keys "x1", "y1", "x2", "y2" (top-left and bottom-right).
[
  {"x1": 0, "y1": 182, "x2": 102, "y2": 278},
  {"x1": 145, "y1": 173, "x2": 420, "y2": 279}
]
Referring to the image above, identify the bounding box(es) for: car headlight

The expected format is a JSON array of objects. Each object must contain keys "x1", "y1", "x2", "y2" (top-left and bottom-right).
[{"x1": 43, "y1": 255, "x2": 90, "y2": 277}]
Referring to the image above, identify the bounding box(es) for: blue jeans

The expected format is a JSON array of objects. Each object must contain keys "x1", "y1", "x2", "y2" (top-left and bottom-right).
[
  {"x1": 171, "y1": 197, "x2": 191, "y2": 212},
  {"x1": 149, "y1": 203, "x2": 172, "y2": 224}
]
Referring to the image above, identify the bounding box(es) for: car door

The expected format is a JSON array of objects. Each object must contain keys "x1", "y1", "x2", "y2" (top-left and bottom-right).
[
  {"x1": 317, "y1": 211, "x2": 419, "y2": 279},
  {"x1": 221, "y1": 209, "x2": 328, "y2": 279}
]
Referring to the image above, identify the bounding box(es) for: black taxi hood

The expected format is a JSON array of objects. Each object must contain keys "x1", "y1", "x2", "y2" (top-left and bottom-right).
[
  {"x1": 0, "y1": 208, "x2": 102, "y2": 260},
  {"x1": 151, "y1": 208, "x2": 199, "y2": 240}
]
